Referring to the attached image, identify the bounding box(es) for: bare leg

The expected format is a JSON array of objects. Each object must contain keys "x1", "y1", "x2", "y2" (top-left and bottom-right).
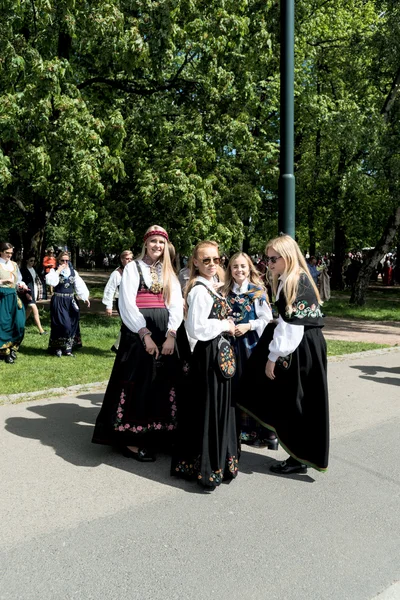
[{"x1": 31, "y1": 304, "x2": 45, "y2": 334}]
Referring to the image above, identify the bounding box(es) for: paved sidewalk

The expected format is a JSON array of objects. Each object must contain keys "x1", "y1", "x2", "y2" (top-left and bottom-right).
[
  {"x1": 1, "y1": 349, "x2": 400, "y2": 600},
  {"x1": 323, "y1": 316, "x2": 400, "y2": 346}
]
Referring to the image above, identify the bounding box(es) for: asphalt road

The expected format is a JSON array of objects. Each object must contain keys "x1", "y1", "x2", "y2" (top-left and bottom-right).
[{"x1": 1, "y1": 349, "x2": 400, "y2": 600}]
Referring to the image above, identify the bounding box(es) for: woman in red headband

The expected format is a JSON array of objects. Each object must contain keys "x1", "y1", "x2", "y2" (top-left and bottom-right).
[{"x1": 92, "y1": 225, "x2": 184, "y2": 461}]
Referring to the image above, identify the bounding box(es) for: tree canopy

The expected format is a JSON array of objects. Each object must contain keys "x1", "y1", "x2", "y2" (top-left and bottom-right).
[{"x1": 1, "y1": 0, "x2": 399, "y2": 263}]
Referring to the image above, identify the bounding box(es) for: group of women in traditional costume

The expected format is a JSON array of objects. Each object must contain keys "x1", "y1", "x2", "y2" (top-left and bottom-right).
[{"x1": 92, "y1": 228, "x2": 330, "y2": 491}]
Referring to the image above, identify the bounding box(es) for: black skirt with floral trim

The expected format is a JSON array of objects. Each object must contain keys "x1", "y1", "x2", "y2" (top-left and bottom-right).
[
  {"x1": 171, "y1": 334, "x2": 239, "y2": 490},
  {"x1": 92, "y1": 308, "x2": 180, "y2": 449}
]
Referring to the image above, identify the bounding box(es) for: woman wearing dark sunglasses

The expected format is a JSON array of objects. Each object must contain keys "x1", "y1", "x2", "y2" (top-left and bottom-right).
[
  {"x1": 238, "y1": 235, "x2": 329, "y2": 476},
  {"x1": 171, "y1": 240, "x2": 239, "y2": 492},
  {"x1": 46, "y1": 251, "x2": 90, "y2": 357}
]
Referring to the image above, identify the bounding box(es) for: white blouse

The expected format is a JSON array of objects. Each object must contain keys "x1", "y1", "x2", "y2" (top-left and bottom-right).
[
  {"x1": 231, "y1": 280, "x2": 273, "y2": 339},
  {"x1": 102, "y1": 269, "x2": 122, "y2": 310},
  {"x1": 46, "y1": 268, "x2": 89, "y2": 302},
  {"x1": 118, "y1": 260, "x2": 183, "y2": 334},
  {"x1": 186, "y1": 276, "x2": 232, "y2": 342},
  {"x1": 268, "y1": 278, "x2": 304, "y2": 363}
]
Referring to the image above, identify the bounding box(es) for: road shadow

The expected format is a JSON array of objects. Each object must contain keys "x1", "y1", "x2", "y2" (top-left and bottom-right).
[
  {"x1": 3, "y1": 395, "x2": 215, "y2": 495},
  {"x1": 239, "y1": 447, "x2": 316, "y2": 483},
  {"x1": 3, "y1": 392, "x2": 315, "y2": 491},
  {"x1": 350, "y1": 364, "x2": 400, "y2": 387}
]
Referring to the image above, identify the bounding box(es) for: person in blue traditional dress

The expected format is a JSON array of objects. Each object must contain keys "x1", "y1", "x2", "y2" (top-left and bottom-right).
[
  {"x1": 171, "y1": 240, "x2": 239, "y2": 492},
  {"x1": 0, "y1": 242, "x2": 28, "y2": 364},
  {"x1": 221, "y1": 252, "x2": 276, "y2": 450},
  {"x1": 92, "y1": 225, "x2": 184, "y2": 462},
  {"x1": 238, "y1": 235, "x2": 329, "y2": 475},
  {"x1": 46, "y1": 251, "x2": 90, "y2": 357}
]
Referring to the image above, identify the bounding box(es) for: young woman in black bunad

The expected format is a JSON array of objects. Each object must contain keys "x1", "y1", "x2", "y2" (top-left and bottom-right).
[
  {"x1": 171, "y1": 240, "x2": 239, "y2": 491},
  {"x1": 221, "y1": 253, "x2": 276, "y2": 450},
  {"x1": 92, "y1": 225, "x2": 184, "y2": 462},
  {"x1": 46, "y1": 251, "x2": 90, "y2": 357},
  {"x1": 238, "y1": 235, "x2": 329, "y2": 475}
]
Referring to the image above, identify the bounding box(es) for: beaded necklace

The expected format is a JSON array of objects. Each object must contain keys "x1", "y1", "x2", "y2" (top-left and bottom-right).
[{"x1": 142, "y1": 255, "x2": 163, "y2": 294}]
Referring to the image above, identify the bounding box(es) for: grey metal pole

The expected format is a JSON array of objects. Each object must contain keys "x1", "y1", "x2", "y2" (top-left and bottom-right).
[{"x1": 278, "y1": 0, "x2": 295, "y2": 238}]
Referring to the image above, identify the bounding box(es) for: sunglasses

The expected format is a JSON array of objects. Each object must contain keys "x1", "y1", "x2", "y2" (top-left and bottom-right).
[
  {"x1": 265, "y1": 255, "x2": 282, "y2": 264},
  {"x1": 60, "y1": 259, "x2": 69, "y2": 262},
  {"x1": 201, "y1": 257, "x2": 221, "y2": 266}
]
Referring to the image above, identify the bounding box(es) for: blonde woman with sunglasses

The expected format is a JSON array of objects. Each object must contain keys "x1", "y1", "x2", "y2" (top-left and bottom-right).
[
  {"x1": 171, "y1": 241, "x2": 238, "y2": 492},
  {"x1": 237, "y1": 235, "x2": 329, "y2": 475}
]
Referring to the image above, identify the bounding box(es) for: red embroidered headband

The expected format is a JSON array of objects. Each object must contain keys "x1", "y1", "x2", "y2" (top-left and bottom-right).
[{"x1": 143, "y1": 230, "x2": 169, "y2": 242}]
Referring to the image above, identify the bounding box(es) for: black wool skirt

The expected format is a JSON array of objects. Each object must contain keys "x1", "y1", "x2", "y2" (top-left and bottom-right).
[
  {"x1": 171, "y1": 335, "x2": 239, "y2": 489},
  {"x1": 237, "y1": 322, "x2": 329, "y2": 471},
  {"x1": 92, "y1": 308, "x2": 180, "y2": 449}
]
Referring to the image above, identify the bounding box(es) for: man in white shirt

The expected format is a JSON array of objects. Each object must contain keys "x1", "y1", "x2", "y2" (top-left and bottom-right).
[{"x1": 102, "y1": 250, "x2": 133, "y2": 316}]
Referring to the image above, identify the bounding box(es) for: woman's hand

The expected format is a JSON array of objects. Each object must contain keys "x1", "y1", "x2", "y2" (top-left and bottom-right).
[
  {"x1": 105, "y1": 308, "x2": 112, "y2": 317},
  {"x1": 265, "y1": 359, "x2": 276, "y2": 380},
  {"x1": 57, "y1": 264, "x2": 67, "y2": 273},
  {"x1": 161, "y1": 335, "x2": 175, "y2": 356},
  {"x1": 235, "y1": 323, "x2": 251, "y2": 337},
  {"x1": 227, "y1": 320, "x2": 236, "y2": 336},
  {"x1": 85, "y1": 299, "x2": 91, "y2": 308},
  {"x1": 144, "y1": 335, "x2": 159, "y2": 359}
]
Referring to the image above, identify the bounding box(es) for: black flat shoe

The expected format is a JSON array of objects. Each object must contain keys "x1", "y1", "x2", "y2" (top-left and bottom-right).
[
  {"x1": 270, "y1": 460, "x2": 307, "y2": 475},
  {"x1": 122, "y1": 447, "x2": 156, "y2": 462},
  {"x1": 65, "y1": 352, "x2": 75, "y2": 357},
  {"x1": 5, "y1": 355, "x2": 15, "y2": 364},
  {"x1": 56, "y1": 350, "x2": 62, "y2": 358},
  {"x1": 10, "y1": 350, "x2": 17, "y2": 360}
]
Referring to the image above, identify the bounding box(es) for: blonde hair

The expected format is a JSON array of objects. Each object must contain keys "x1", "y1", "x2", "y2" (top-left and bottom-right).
[
  {"x1": 137, "y1": 225, "x2": 177, "y2": 304},
  {"x1": 57, "y1": 250, "x2": 70, "y2": 262},
  {"x1": 184, "y1": 240, "x2": 225, "y2": 301},
  {"x1": 120, "y1": 250, "x2": 133, "y2": 259},
  {"x1": 221, "y1": 252, "x2": 267, "y2": 299},
  {"x1": 266, "y1": 235, "x2": 321, "y2": 313}
]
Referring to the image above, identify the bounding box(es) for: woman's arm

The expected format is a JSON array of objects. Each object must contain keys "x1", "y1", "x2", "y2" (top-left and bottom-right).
[
  {"x1": 118, "y1": 261, "x2": 147, "y2": 334},
  {"x1": 186, "y1": 285, "x2": 232, "y2": 341},
  {"x1": 268, "y1": 316, "x2": 304, "y2": 363}
]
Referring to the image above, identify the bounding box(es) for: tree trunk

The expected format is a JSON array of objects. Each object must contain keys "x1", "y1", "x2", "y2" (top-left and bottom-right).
[{"x1": 350, "y1": 204, "x2": 400, "y2": 305}]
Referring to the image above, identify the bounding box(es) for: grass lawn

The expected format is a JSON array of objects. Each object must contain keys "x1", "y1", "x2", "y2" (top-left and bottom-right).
[
  {"x1": 323, "y1": 288, "x2": 400, "y2": 321},
  {"x1": 0, "y1": 313, "x2": 120, "y2": 397},
  {"x1": 0, "y1": 312, "x2": 391, "y2": 398}
]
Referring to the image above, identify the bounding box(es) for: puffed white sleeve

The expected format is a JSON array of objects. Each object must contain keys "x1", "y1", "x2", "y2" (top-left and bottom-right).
[
  {"x1": 16, "y1": 267, "x2": 24, "y2": 285},
  {"x1": 73, "y1": 271, "x2": 90, "y2": 302},
  {"x1": 46, "y1": 269, "x2": 59, "y2": 286},
  {"x1": 249, "y1": 300, "x2": 273, "y2": 339},
  {"x1": 118, "y1": 261, "x2": 147, "y2": 333},
  {"x1": 186, "y1": 285, "x2": 231, "y2": 342},
  {"x1": 102, "y1": 271, "x2": 121, "y2": 309},
  {"x1": 166, "y1": 276, "x2": 184, "y2": 332},
  {"x1": 268, "y1": 315, "x2": 304, "y2": 363}
]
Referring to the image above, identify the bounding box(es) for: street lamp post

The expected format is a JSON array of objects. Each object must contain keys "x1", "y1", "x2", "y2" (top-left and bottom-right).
[{"x1": 278, "y1": 0, "x2": 295, "y2": 238}]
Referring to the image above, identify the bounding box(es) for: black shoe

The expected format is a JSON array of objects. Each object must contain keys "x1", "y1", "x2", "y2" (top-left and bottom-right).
[
  {"x1": 121, "y1": 447, "x2": 156, "y2": 462},
  {"x1": 10, "y1": 350, "x2": 17, "y2": 360},
  {"x1": 40, "y1": 330, "x2": 48, "y2": 335},
  {"x1": 65, "y1": 352, "x2": 75, "y2": 357},
  {"x1": 5, "y1": 355, "x2": 15, "y2": 364},
  {"x1": 110, "y1": 345, "x2": 117, "y2": 353},
  {"x1": 270, "y1": 459, "x2": 307, "y2": 475},
  {"x1": 55, "y1": 350, "x2": 62, "y2": 358},
  {"x1": 257, "y1": 436, "x2": 279, "y2": 451}
]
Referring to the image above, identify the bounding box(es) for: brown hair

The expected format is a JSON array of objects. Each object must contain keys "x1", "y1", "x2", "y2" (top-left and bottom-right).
[
  {"x1": 0, "y1": 242, "x2": 14, "y2": 252},
  {"x1": 221, "y1": 252, "x2": 267, "y2": 298}
]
